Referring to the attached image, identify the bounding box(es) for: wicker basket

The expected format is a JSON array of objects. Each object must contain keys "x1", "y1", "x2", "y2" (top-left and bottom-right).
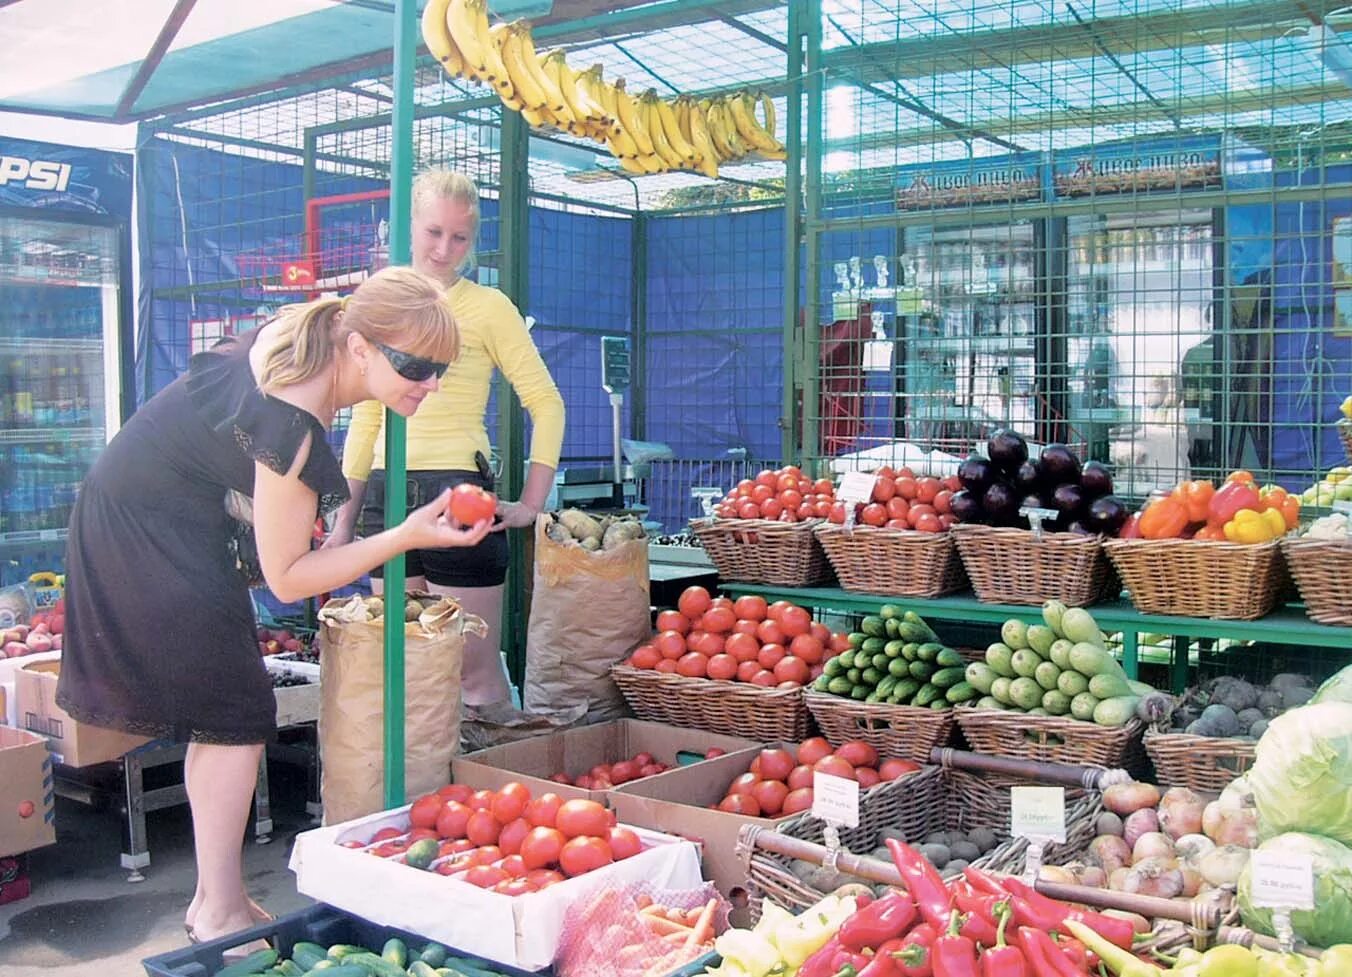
[
  {"x1": 950, "y1": 523, "x2": 1120, "y2": 606},
  {"x1": 738, "y1": 753, "x2": 1105, "y2": 915},
  {"x1": 1102, "y1": 537, "x2": 1286, "y2": 620},
  {"x1": 803, "y1": 690, "x2": 957, "y2": 763},
  {"x1": 688, "y1": 517, "x2": 832, "y2": 587},
  {"x1": 1339, "y1": 419, "x2": 1352, "y2": 462},
  {"x1": 814, "y1": 524, "x2": 967, "y2": 598},
  {"x1": 1281, "y1": 536, "x2": 1352, "y2": 626},
  {"x1": 954, "y1": 707, "x2": 1146, "y2": 771},
  {"x1": 610, "y1": 664, "x2": 812, "y2": 741},
  {"x1": 1143, "y1": 728, "x2": 1257, "y2": 793}
]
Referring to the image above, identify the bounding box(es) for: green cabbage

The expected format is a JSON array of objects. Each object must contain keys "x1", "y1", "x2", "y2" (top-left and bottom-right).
[
  {"x1": 1313, "y1": 665, "x2": 1352, "y2": 706},
  {"x1": 1238, "y1": 833, "x2": 1352, "y2": 948},
  {"x1": 1248, "y1": 702, "x2": 1352, "y2": 846}
]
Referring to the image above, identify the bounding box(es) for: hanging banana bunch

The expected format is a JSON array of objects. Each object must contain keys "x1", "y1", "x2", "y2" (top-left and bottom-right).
[{"x1": 424, "y1": 0, "x2": 788, "y2": 177}]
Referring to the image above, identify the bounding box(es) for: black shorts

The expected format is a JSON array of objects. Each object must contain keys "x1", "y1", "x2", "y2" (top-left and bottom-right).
[{"x1": 359, "y1": 469, "x2": 509, "y2": 587}]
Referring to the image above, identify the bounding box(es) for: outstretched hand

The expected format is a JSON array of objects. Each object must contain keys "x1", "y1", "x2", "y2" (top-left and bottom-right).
[
  {"x1": 401, "y1": 488, "x2": 493, "y2": 550},
  {"x1": 492, "y1": 499, "x2": 539, "y2": 531}
]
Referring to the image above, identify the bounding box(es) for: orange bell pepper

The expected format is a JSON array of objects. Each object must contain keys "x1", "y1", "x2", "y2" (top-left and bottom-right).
[
  {"x1": 1258, "y1": 485, "x2": 1301, "y2": 531},
  {"x1": 1226, "y1": 470, "x2": 1256, "y2": 485},
  {"x1": 1193, "y1": 524, "x2": 1228, "y2": 541},
  {"x1": 1208, "y1": 479, "x2": 1261, "y2": 526},
  {"x1": 1139, "y1": 497, "x2": 1189, "y2": 539},
  {"x1": 1170, "y1": 480, "x2": 1215, "y2": 524}
]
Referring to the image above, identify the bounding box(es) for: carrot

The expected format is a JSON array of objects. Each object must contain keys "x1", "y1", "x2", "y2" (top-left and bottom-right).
[
  {"x1": 639, "y1": 911, "x2": 693, "y2": 938},
  {"x1": 683, "y1": 898, "x2": 718, "y2": 953},
  {"x1": 635, "y1": 894, "x2": 653, "y2": 910},
  {"x1": 662, "y1": 931, "x2": 691, "y2": 945}
]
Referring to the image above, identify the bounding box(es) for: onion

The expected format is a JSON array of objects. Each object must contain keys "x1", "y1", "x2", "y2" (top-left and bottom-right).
[
  {"x1": 1210, "y1": 807, "x2": 1259, "y2": 849},
  {"x1": 1123, "y1": 808, "x2": 1160, "y2": 850},
  {"x1": 1123, "y1": 857, "x2": 1186, "y2": 899},
  {"x1": 1158, "y1": 787, "x2": 1206, "y2": 840},
  {"x1": 1174, "y1": 833, "x2": 1216, "y2": 865},
  {"x1": 1199, "y1": 844, "x2": 1251, "y2": 888},
  {"x1": 1218, "y1": 776, "x2": 1255, "y2": 811},
  {"x1": 1102, "y1": 781, "x2": 1161, "y2": 816},
  {"x1": 1202, "y1": 800, "x2": 1225, "y2": 840},
  {"x1": 1178, "y1": 865, "x2": 1204, "y2": 897},
  {"x1": 1088, "y1": 834, "x2": 1133, "y2": 874},
  {"x1": 1132, "y1": 831, "x2": 1176, "y2": 863},
  {"x1": 1108, "y1": 867, "x2": 1131, "y2": 890},
  {"x1": 1102, "y1": 910, "x2": 1152, "y2": 935},
  {"x1": 1077, "y1": 865, "x2": 1108, "y2": 888},
  {"x1": 1096, "y1": 812, "x2": 1124, "y2": 837},
  {"x1": 1037, "y1": 864, "x2": 1077, "y2": 885}
]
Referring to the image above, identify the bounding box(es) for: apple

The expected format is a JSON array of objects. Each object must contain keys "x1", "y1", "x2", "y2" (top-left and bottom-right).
[
  {"x1": 51, "y1": 634, "x2": 61, "y2": 651},
  {"x1": 29, "y1": 622, "x2": 48, "y2": 636},
  {"x1": 3, "y1": 642, "x2": 27, "y2": 659},
  {"x1": 26, "y1": 633, "x2": 53, "y2": 654},
  {"x1": 283, "y1": 638, "x2": 302, "y2": 652},
  {"x1": 264, "y1": 639, "x2": 282, "y2": 654}
]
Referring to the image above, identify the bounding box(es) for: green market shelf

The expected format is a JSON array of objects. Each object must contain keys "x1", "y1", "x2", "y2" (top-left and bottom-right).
[{"x1": 720, "y1": 584, "x2": 1352, "y2": 690}]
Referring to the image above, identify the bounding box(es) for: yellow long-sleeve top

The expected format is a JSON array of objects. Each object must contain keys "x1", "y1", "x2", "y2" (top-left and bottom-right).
[{"x1": 341, "y1": 277, "x2": 565, "y2": 479}]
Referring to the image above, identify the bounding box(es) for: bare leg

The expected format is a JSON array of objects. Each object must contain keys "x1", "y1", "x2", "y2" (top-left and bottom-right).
[
  {"x1": 426, "y1": 582, "x2": 512, "y2": 706},
  {"x1": 182, "y1": 742, "x2": 266, "y2": 943},
  {"x1": 370, "y1": 574, "x2": 429, "y2": 596}
]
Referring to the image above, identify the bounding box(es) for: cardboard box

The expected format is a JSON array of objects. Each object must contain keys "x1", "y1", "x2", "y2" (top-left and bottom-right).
[
  {"x1": 452, "y1": 719, "x2": 761, "y2": 802},
  {"x1": 0, "y1": 727, "x2": 55, "y2": 856},
  {"x1": 1, "y1": 651, "x2": 62, "y2": 728},
  {"x1": 289, "y1": 803, "x2": 702, "y2": 970},
  {"x1": 266, "y1": 658, "x2": 321, "y2": 728},
  {"x1": 15, "y1": 660, "x2": 151, "y2": 767}
]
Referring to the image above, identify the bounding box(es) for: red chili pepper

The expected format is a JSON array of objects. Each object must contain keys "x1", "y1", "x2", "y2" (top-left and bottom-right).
[
  {"x1": 858, "y1": 948, "x2": 900, "y2": 977},
  {"x1": 1000, "y1": 879, "x2": 1136, "y2": 950},
  {"x1": 885, "y1": 839, "x2": 954, "y2": 931},
  {"x1": 951, "y1": 890, "x2": 1003, "y2": 946},
  {"x1": 961, "y1": 866, "x2": 1011, "y2": 898},
  {"x1": 799, "y1": 935, "x2": 848, "y2": 977},
  {"x1": 891, "y1": 924, "x2": 938, "y2": 977},
  {"x1": 932, "y1": 911, "x2": 978, "y2": 977},
  {"x1": 980, "y1": 904, "x2": 1028, "y2": 977},
  {"x1": 1051, "y1": 936, "x2": 1090, "y2": 973},
  {"x1": 1016, "y1": 929, "x2": 1083, "y2": 977},
  {"x1": 839, "y1": 889, "x2": 919, "y2": 951}
]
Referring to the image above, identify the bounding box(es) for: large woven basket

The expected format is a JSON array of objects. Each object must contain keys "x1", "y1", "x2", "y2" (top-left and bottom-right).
[
  {"x1": 803, "y1": 690, "x2": 957, "y2": 763},
  {"x1": 814, "y1": 524, "x2": 967, "y2": 598},
  {"x1": 954, "y1": 707, "x2": 1146, "y2": 771},
  {"x1": 1143, "y1": 728, "x2": 1257, "y2": 793},
  {"x1": 738, "y1": 753, "x2": 1104, "y2": 915},
  {"x1": 950, "y1": 523, "x2": 1120, "y2": 606},
  {"x1": 1102, "y1": 537, "x2": 1286, "y2": 620},
  {"x1": 610, "y1": 663, "x2": 812, "y2": 741},
  {"x1": 689, "y1": 517, "x2": 832, "y2": 587},
  {"x1": 1281, "y1": 536, "x2": 1352, "y2": 626}
]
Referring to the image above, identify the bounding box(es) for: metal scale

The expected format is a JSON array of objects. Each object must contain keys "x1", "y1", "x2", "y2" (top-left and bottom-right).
[{"x1": 547, "y1": 336, "x2": 640, "y2": 510}]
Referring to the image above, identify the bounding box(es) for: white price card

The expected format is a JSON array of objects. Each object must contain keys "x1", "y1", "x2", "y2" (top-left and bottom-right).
[
  {"x1": 1249, "y1": 850, "x2": 1315, "y2": 910},
  {"x1": 1010, "y1": 786, "x2": 1066, "y2": 843},
  {"x1": 837, "y1": 472, "x2": 878, "y2": 506},
  {"x1": 812, "y1": 772, "x2": 860, "y2": 828}
]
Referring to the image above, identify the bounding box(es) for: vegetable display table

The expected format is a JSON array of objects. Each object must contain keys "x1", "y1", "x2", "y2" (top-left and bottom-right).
[{"x1": 722, "y1": 585, "x2": 1352, "y2": 690}]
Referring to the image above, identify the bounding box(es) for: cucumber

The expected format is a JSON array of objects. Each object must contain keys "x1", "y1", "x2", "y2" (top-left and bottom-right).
[
  {"x1": 1042, "y1": 689, "x2": 1072, "y2": 715},
  {"x1": 916, "y1": 642, "x2": 944, "y2": 663},
  {"x1": 965, "y1": 662, "x2": 997, "y2": 695},
  {"x1": 418, "y1": 944, "x2": 449, "y2": 968},
  {"x1": 1011, "y1": 649, "x2": 1042, "y2": 679},
  {"x1": 931, "y1": 666, "x2": 965, "y2": 689},
  {"x1": 946, "y1": 681, "x2": 978, "y2": 704},
  {"x1": 1009, "y1": 677, "x2": 1044, "y2": 711},
  {"x1": 865, "y1": 689, "x2": 886, "y2": 704},
  {"x1": 303, "y1": 967, "x2": 365, "y2": 977},
  {"x1": 871, "y1": 653, "x2": 889, "y2": 671},
  {"x1": 861, "y1": 637, "x2": 886, "y2": 656},
  {"x1": 879, "y1": 603, "x2": 903, "y2": 620},
  {"x1": 990, "y1": 676, "x2": 1013, "y2": 705},
  {"x1": 850, "y1": 684, "x2": 870, "y2": 701},
  {"x1": 1001, "y1": 619, "x2": 1030, "y2": 650},
  {"x1": 1093, "y1": 695, "x2": 1141, "y2": 728},
  {"x1": 1034, "y1": 661, "x2": 1062, "y2": 692},
  {"x1": 847, "y1": 632, "x2": 867, "y2": 649},
  {"x1": 884, "y1": 618, "x2": 901, "y2": 638},
  {"x1": 823, "y1": 656, "x2": 845, "y2": 678},
  {"x1": 902, "y1": 611, "x2": 939, "y2": 641},
  {"x1": 213, "y1": 949, "x2": 279, "y2": 977},
  {"x1": 828, "y1": 676, "x2": 853, "y2": 696},
  {"x1": 935, "y1": 647, "x2": 965, "y2": 668},
  {"x1": 884, "y1": 640, "x2": 906, "y2": 658},
  {"x1": 813, "y1": 675, "x2": 831, "y2": 692},
  {"x1": 908, "y1": 660, "x2": 935, "y2": 681},
  {"x1": 877, "y1": 676, "x2": 898, "y2": 697},
  {"x1": 901, "y1": 643, "x2": 920, "y2": 661},
  {"x1": 1088, "y1": 672, "x2": 1133, "y2": 700},
  {"x1": 985, "y1": 643, "x2": 1016, "y2": 678},
  {"x1": 300, "y1": 962, "x2": 335, "y2": 974},
  {"x1": 1057, "y1": 670, "x2": 1090, "y2": 697},
  {"x1": 382, "y1": 938, "x2": 408, "y2": 969},
  {"x1": 1070, "y1": 691, "x2": 1100, "y2": 722},
  {"x1": 340, "y1": 952, "x2": 406, "y2": 977},
  {"x1": 409, "y1": 963, "x2": 441, "y2": 977},
  {"x1": 847, "y1": 667, "x2": 863, "y2": 685},
  {"x1": 291, "y1": 944, "x2": 328, "y2": 972},
  {"x1": 442, "y1": 957, "x2": 513, "y2": 977},
  {"x1": 861, "y1": 666, "x2": 883, "y2": 686},
  {"x1": 975, "y1": 695, "x2": 1005, "y2": 711},
  {"x1": 1059, "y1": 607, "x2": 1104, "y2": 645},
  {"x1": 1127, "y1": 679, "x2": 1157, "y2": 697},
  {"x1": 931, "y1": 699, "x2": 950, "y2": 710},
  {"x1": 1026, "y1": 624, "x2": 1057, "y2": 657},
  {"x1": 913, "y1": 683, "x2": 943, "y2": 707},
  {"x1": 861, "y1": 616, "x2": 886, "y2": 637},
  {"x1": 1048, "y1": 639, "x2": 1074, "y2": 670},
  {"x1": 327, "y1": 945, "x2": 367, "y2": 961},
  {"x1": 888, "y1": 678, "x2": 920, "y2": 703},
  {"x1": 278, "y1": 964, "x2": 303, "y2": 977},
  {"x1": 887, "y1": 657, "x2": 912, "y2": 679}
]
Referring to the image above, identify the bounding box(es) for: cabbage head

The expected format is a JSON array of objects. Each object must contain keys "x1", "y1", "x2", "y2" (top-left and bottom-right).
[
  {"x1": 1313, "y1": 665, "x2": 1352, "y2": 706},
  {"x1": 1238, "y1": 833, "x2": 1352, "y2": 948},
  {"x1": 1248, "y1": 702, "x2": 1352, "y2": 845}
]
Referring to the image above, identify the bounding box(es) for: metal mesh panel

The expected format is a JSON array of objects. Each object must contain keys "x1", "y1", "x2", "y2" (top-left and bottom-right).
[{"x1": 805, "y1": 0, "x2": 1352, "y2": 498}]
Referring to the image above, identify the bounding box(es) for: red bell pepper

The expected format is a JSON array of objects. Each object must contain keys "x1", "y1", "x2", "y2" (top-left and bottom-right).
[
  {"x1": 952, "y1": 888, "x2": 1005, "y2": 944},
  {"x1": 1000, "y1": 879, "x2": 1136, "y2": 950},
  {"x1": 980, "y1": 905, "x2": 1027, "y2": 977},
  {"x1": 932, "y1": 912, "x2": 978, "y2": 977},
  {"x1": 961, "y1": 866, "x2": 1011, "y2": 898},
  {"x1": 891, "y1": 924, "x2": 938, "y2": 977},
  {"x1": 839, "y1": 889, "x2": 918, "y2": 951},
  {"x1": 1016, "y1": 928, "x2": 1083, "y2": 977},
  {"x1": 1207, "y1": 479, "x2": 1260, "y2": 527},
  {"x1": 886, "y1": 840, "x2": 954, "y2": 932}
]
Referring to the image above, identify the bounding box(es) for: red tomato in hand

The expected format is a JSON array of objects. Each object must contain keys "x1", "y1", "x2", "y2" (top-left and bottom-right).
[{"x1": 449, "y1": 483, "x2": 497, "y2": 525}]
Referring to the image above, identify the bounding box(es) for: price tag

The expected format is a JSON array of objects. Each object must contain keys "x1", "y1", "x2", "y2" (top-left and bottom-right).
[
  {"x1": 812, "y1": 772, "x2": 860, "y2": 828},
  {"x1": 838, "y1": 472, "x2": 878, "y2": 506},
  {"x1": 1249, "y1": 850, "x2": 1315, "y2": 910},
  {"x1": 1019, "y1": 505, "x2": 1059, "y2": 541},
  {"x1": 1010, "y1": 786, "x2": 1066, "y2": 843}
]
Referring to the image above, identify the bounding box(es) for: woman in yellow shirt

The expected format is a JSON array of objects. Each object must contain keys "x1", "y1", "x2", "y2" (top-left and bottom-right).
[{"x1": 327, "y1": 168, "x2": 565, "y2": 706}]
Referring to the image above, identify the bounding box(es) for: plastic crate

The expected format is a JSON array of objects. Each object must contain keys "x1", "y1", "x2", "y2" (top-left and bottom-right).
[{"x1": 141, "y1": 902, "x2": 547, "y2": 977}]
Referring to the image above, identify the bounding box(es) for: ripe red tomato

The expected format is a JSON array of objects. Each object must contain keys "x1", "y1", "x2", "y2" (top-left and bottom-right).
[
  {"x1": 736, "y1": 660, "x2": 762, "y2": 682},
  {"x1": 895, "y1": 477, "x2": 918, "y2": 500},
  {"x1": 555, "y1": 799, "x2": 610, "y2": 839},
  {"x1": 724, "y1": 632, "x2": 760, "y2": 663},
  {"x1": 371, "y1": 826, "x2": 403, "y2": 843},
  {"x1": 914, "y1": 513, "x2": 943, "y2": 533},
  {"x1": 773, "y1": 655, "x2": 810, "y2": 685},
  {"x1": 733, "y1": 595, "x2": 768, "y2": 621},
  {"x1": 407, "y1": 827, "x2": 439, "y2": 843},
  {"x1": 497, "y1": 817, "x2": 531, "y2": 856},
  {"x1": 449, "y1": 483, "x2": 497, "y2": 525},
  {"x1": 607, "y1": 826, "x2": 643, "y2": 860},
  {"x1": 766, "y1": 600, "x2": 794, "y2": 622},
  {"x1": 735, "y1": 479, "x2": 755, "y2": 498},
  {"x1": 779, "y1": 489, "x2": 804, "y2": 511},
  {"x1": 465, "y1": 809, "x2": 502, "y2": 847},
  {"x1": 437, "y1": 783, "x2": 473, "y2": 803},
  {"x1": 871, "y1": 478, "x2": 896, "y2": 503},
  {"x1": 813, "y1": 478, "x2": 835, "y2": 496},
  {"x1": 860, "y1": 503, "x2": 888, "y2": 527},
  {"x1": 755, "y1": 619, "x2": 786, "y2": 645},
  {"x1": 835, "y1": 740, "x2": 879, "y2": 768},
  {"x1": 760, "y1": 498, "x2": 784, "y2": 519},
  {"x1": 701, "y1": 606, "x2": 736, "y2": 634},
  {"x1": 753, "y1": 780, "x2": 790, "y2": 816},
  {"x1": 732, "y1": 619, "x2": 760, "y2": 638},
  {"x1": 519, "y1": 826, "x2": 566, "y2": 869},
  {"x1": 676, "y1": 652, "x2": 710, "y2": 678},
  {"x1": 463, "y1": 865, "x2": 509, "y2": 889},
  {"x1": 526, "y1": 868, "x2": 566, "y2": 889},
  {"x1": 778, "y1": 605, "x2": 812, "y2": 638},
  {"x1": 879, "y1": 758, "x2": 922, "y2": 781},
  {"x1": 789, "y1": 634, "x2": 824, "y2": 665},
  {"x1": 757, "y1": 748, "x2": 796, "y2": 782},
  {"x1": 933, "y1": 490, "x2": 953, "y2": 515},
  {"x1": 886, "y1": 496, "x2": 911, "y2": 521},
  {"x1": 782, "y1": 787, "x2": 814, "y2": 815},
  {"x1": 855, "y1": 766, "x2": 881, "y2": 789},
  {"x1": 756, "y1": 643, "x2": 786, "y2": 670},
  {"x1": 915, "y1": 477, "x2": 942, "y2": 504},
  {"x1": 755, "y1": 469, "x2": 778, "y2": 488},
  {"x1": 525, "y1": 792, "x2": 564, "y2": 828},
  {"x1": 435, "y1": 800, "x2": 472, "y2": 839},
  {"x1": 828, "y1": 502, "x2": 848, "y2": 524},
  {"x1": 787, "y1": 764, "x2": 814, "y2": 790},
  {"x1": 655, "y1": 610, "x2": 690, "y2": 634},
  {"x1": 409, "y1": 793, "x2": 443, "y2": 830},
  {"x1": 654, "y1": 631, "x2": 686, "y2": 661},
  {"x1": 677, "y1": 586, "x2": 712, "y2": 619},
  {"x1": 727, "y1": 772, "x2": 760, "y2": 796},
  {"x1": 813, "y1": 755, "x2": 857, "y2": 781},
  {"x1": 497, "y1": 853, "x2": 529, "y2": 877},
  {"x1": 493, "y1": 877, "x2": 536, "y2": 897},
  {"x1": 491, "y1": 782, "x2": 530, "y2": 824},
  {"x1": 907, "y1": 503, "x2": 937, "y2": 529},
  {"x1": 706, "y1": 653, "x2": 739, "y2": 681},
  {"x1": 559, "y1": 836, "x2": 614, "y2": 877},
  {"x1": 749, "y1": 670, "x2": 777, "y2": 687},
  {"x1": 654, "y1": 659, "x2": 678, "y2": 674},
  {"x1": 628, "y1": 644, "x2": 660, "y2": 669},
  {"x1": 468, "y1": 789, "x2": 496, "y2": 811},
  {"x1": 718, "y1": 793, "x2": 761, "y2": 816},
  {"x1": 438, "y1": 838, "x2": 474, "y2": 858}
]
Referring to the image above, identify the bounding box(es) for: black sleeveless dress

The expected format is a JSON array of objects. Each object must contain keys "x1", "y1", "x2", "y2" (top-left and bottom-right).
[{"x1": 55, "y1": 330, "x2": 348, "y2": 744}]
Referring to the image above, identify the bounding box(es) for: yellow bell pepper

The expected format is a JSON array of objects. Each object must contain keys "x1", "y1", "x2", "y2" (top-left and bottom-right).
[
  {"x1": 1197, "y1": 945, "x2": 1259, "y2": 977},
  {"x1": 1315, "y1": 945, "x2": 1352, "y2": 977},
  {"x1": 1223, "y1": 507, "x2": 1286, "y2": 544}
]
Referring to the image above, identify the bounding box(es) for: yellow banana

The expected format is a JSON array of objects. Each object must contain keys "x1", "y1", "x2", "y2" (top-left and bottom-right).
[
  {"x1": 709, "y1": 97, "x2": 745, "y2": 160},
  {"x1": 553, "y1": 51, "x2": 607, "y2": 128},
  {"x1": 478, "y1": 15, "x2": 515, "y2": 101},
  {"x1": 653, "y1": 94, "x2": 698, "y2": 163},
  {"x1": 537, "y1": 51, "x2": 584, "y2": 134},
  {"x1": 421, "y1": 0, "x2": 464, "y2": 77},
  {"x1": 729, "y1": 91, "x2": 781, "y2": 153},
  {"x1": 612, "y1": 78, "x2": 655, "y2": 157},
  {"x1": 522, "y1": 106, "x2": 550, "y2": 128},
  {"x1": 511, "y1": 23, "x2": 567, "y2": 117},
  {"x1": 701, "y1": 99, "x2": 734, "y2": 161},
  {"x1": 640, "y1": 92, "x2": 683, "y2": 170},
  {"x1": 758, "y1": 91, "x2": 778, "y2": 145},
  {"x1": 446, "y1": 0, "x2": 491, "y2": 83},
  {"x1": 495, "y1": 22, "x2": 547, "y2": 113},
  {"x1": 577, "y1": 65, "x2": 621, "y2": 139},
  {"x1": 487, "y1": 24, "x2": 526, "y2": 110},
  {"x1": 685, "y1": 98, "x2": 721, "y2": 178}
]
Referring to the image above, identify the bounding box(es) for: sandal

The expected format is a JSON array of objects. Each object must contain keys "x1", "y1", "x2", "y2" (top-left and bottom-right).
[{"x1": 184, "y1": 895, "x2": 274, "y2": 939}]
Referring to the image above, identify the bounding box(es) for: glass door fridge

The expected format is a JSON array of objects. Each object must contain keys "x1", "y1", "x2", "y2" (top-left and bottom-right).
[{"x1": 0, "y1": 211, "x2": 127, "y2": 585}]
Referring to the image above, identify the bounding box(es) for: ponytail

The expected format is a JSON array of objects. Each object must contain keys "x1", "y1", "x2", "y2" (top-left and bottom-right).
[{"x1": 258, "y1": 296, "x2": 344, "y2": 392}]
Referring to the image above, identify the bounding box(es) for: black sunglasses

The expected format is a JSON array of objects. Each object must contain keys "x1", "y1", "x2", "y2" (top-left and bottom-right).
[{"x1": 373, "y1": 341, "x2": 449, "y2": 382}]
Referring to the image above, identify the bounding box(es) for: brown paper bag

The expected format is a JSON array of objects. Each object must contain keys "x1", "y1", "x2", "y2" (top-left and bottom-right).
[
  {"x1": 317, "y1": 593, "x2": 486, "y2": 824},
  {"x1": 523, "y1": 515, "x2": 649, "y2": 724}
]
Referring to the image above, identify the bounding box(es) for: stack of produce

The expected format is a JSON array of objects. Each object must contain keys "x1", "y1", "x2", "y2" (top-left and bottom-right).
[
  {"x1": 1156, "y1": 673, "x2": 1316, "y2": 740},
  {"x1": 707, "y1": 892, "x2": 858, "y2": 977},
  {"x1": 824, "y1": 467, "x2": 964, "y2": 533},
  {"x1": 221, "y1": 936, "x2": 506, "y2": 977},
  {"x1": 1298, "y1": 464, "x2": 1352, "y2": 507},
  {"x1": 812, "y1": 608, "x2": 970, "y2": 708},
  {"x1": 952, "y1": 430, "x2": 1129, "y2": 534},
  {"x1": 1128, "y1": 470, "x2": 1300, "y2": 543},
  {"x1": 712, "y1": 740, "x2": 919, "y2": 818},
  {"x1": 544, "y1": 509, "x2": 646, "y2": 552},
  {"x1": 548, "y1": 745, "x2": 727, "y2": 791},
  {"x1": 625, "y1": 588, "x2": 846, "y2": 689},
  {"x1": 709, "y1": 467, "x2": 838, "y2": 524},
  {"x1": 963, "y1": 601, "x2": 1153, "y2": 725}
]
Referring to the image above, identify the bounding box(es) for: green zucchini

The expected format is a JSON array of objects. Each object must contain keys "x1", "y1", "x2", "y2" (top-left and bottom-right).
[{"x1": 213, "y1": 949, "x2": 279, "y2": 977}]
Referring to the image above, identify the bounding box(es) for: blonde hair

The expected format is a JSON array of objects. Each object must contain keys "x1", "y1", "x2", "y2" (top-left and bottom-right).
[
  {"x1": 412, "y1": 167, "x2": 481, "y2": 275},
  {"x1": 259, "y1": 266, "x2": 458, "y2": 392}
]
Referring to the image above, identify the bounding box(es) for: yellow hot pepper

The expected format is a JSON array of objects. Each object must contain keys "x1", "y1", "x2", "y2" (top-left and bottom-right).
[{"x1": 1223, "y1": 507, "x2": 1287, "y2": 544}]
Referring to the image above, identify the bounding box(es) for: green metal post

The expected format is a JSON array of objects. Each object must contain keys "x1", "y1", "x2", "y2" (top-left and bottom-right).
[
  {"x1": 799, "y1": 0, "x2": 824, "y2": 470},
  {"x1": 497, "y1": 109, "x2": 531, "y2": 689},
  {"x1": 781, "y1": 0, "x2": 806, "y2": 465},
  {"x1": 381, "y1": 0, "x2": 416, "y2": 810},
  {"x1": 632, "y1": 213, "x2": 648, "y2": 441}
]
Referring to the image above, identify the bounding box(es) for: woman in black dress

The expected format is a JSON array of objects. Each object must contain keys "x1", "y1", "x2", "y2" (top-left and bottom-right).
[{"x1": 56, "y1": 265, "x2": 491, "y2": 944}]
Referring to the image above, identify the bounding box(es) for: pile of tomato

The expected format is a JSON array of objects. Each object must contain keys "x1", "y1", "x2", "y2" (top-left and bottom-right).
[
  {"x1": 350, "y1": 782, "x2": 640, "y2": 897},
  {"x1": 625, "y1": 586, "x2": 849, "y2": 688},
  {"x1": 710, "y1": 465, "x2": 837, "y2": 522},
  {"x1": 826, "y1": 466, "x2": 964, "y2": 533},
  {"x1": 713, "y1": 740, "x2": 921, "y2": 818}
]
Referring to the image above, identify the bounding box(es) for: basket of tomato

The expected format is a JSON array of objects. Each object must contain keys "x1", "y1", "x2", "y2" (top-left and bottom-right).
[{"x1": 814, "y1": 467, "x2": 967, "y2": 599}]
